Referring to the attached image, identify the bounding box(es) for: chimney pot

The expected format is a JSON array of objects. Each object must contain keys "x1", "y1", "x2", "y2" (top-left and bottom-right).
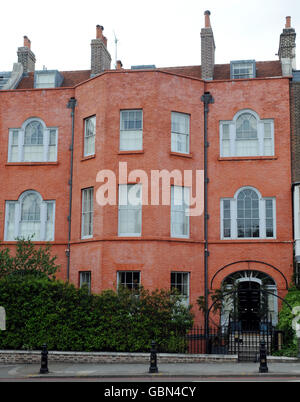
[
  {"x1": 204, "y1": 10, "x2": 211, "y2": 28},
  {"x1": 116, "y1": 60, "x2": 123, "y2": 70},
  {"x1": 24, "y1": 36, "x2": 31, "y2": 49},
  {"x1": 96, "y1": 25, "x2": 104, "y2": 39},
  {"x1": 285, "y1": 16, "x2": 291, "y2": 29}
]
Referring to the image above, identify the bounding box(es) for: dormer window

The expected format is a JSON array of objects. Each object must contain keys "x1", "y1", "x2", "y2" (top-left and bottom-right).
[
  {"x1": 34, "y1": 70, "x2": 63, "y2": 89},
  {"x1": 230, "y1": 60, "x2": 256, "y2": 79}
]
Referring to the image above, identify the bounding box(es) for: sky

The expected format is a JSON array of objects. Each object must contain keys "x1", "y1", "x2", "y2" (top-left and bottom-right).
[{"x1": 1, "y1": 0, "x2": 300, "y2": 72}]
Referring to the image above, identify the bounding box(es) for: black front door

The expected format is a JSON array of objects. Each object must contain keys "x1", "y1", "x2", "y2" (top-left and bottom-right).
[{"x1": 238, "y1": 281, "x2": 261, "y2": 330}]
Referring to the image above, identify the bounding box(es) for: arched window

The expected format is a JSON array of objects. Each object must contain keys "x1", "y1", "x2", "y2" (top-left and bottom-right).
[
  {"x1": 5, "y1": 191, "x2": 55, "y2": 241},
  {"x1": 236, "y1": 113, "x2": 258, "y2": 156},
  {"x1": 8, "y1": 118, "x2": 58, "y2": 163},
  {"x1": 220, "y1": 110, "x2": 274, "y2": 157},
  {"x1": 24, "y1": 121, "x2": 44, "y2": 161},
  {"x1": 237, "y1": 188, "x2": 259, "y2": 238},
  {"x1": 221, "y1": 187, "x2": 276, "y2": 239},
  {"x1": 20, "y1": 193, "x2": 41, "y2": 240}
]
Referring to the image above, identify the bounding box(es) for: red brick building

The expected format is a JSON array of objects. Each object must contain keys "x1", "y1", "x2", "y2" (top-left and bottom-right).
[{"x1": 0, "y1": 13, "x2": 295, "y2": 327}]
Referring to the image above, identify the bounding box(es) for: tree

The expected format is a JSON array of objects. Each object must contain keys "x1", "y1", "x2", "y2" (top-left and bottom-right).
[{"x1": 0, "y1": 238, "x2": 60, "y2": 278}]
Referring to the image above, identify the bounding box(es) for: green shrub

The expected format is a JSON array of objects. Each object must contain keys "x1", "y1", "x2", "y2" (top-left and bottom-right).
[
  {"x1": 0, "y1": 239, "x2": 60, "y2": 279},
  {"x1": 276, "y1": 287, "x2": 300, "y2": 357},
  {"x1": 0, "y1": 276, "x2": 193, "y2": 352}
]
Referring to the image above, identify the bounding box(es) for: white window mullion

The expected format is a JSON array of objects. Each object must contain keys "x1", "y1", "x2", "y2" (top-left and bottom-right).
[
  {"x1": 15, "y1": 202, "x2": 21, "y2": 239},
  {"x1": 259, "y1": 198, "x2": 266, "y2": 238},
  {"x1": 44, "y1": 129, "x2": 50, "y2": 162},
  {"x1": 232, "y1": 199, "x2": 237, "y2": 239},
  {"x1": 229, "y1": 123, "x2": 235, "y2": 156},
  {"x1": 43, "y1": 129, "x2": 50, "y2": 162},
  {"x1": 19, "y1": 129, "x2": 25, "y2": 162},
  {"x1": 40, "y1": 202, "x2": 47, "y2": 241},
  {"x1": 258, "y1": 122, "x2": 264, "y2": 156},
  {"x1": 273, "y1": 198, "x2": 277, "y2": 238},
  {"x1": 8, "y1": 130, "x2": 13, "y2": 162}
]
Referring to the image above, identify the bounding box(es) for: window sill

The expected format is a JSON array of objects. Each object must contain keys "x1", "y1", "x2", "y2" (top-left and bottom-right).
[
  {"x1": 81, "y1": 154, "x2": 96, "y2": 162},
  {"x1": 218, "y1": 156, "x2": 277, "y2": 161},
  {"x1": 5, "y1": 162, "x2": 59, "y2": 166},
  {"x1": 118, "y1": 150, "x2": 144, "y2": 155},
  {"x1": 170, "y1": 152, "x2": 193, "y2": 158},
  {"x1": 118, "y1": 234, "x2": 142, "y2": 238},
  {"x1": 81, "y1": 236, "x2": 94, "y2": 241},
  {"x1": 219, "y1": 238, "x2": 277, "y2": 242}
]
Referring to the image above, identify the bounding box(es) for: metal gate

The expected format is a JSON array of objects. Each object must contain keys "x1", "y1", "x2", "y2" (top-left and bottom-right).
[
  {"x1": 185, "y1": 322, "x2": 285, "y2": 361},
  {"x1": 228, "y1": 324, "x2": 276, "y2": 362}
]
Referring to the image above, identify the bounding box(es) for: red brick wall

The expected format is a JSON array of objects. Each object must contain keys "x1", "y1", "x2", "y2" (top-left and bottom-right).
[{"x1": 0, "y1": 72, "x2": 293, "y2": 323}]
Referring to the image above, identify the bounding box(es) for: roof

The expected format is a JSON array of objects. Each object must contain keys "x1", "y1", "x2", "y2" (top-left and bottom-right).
[
  {"x1": 12, "y1": 60, "x2": 283, "y2": 90},
  {"x1": 160, "y1": 61, "x2": 283, "y2": 81},
  {"x1": 0, "y1": 71, "x2": 12, "y2": 90},
  {"x1": 16, "y1": 70, "x2": 91, "y2": 89}
]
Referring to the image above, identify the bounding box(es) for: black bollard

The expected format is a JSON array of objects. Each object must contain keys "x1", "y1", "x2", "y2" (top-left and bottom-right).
[
  {"x1": 259, "y1": 340, "x2": 268, "y2": 373},
  {"x1": 149, "y1": 340, "x2": 158, "y2": 373},
  {"x1": 40, "y1": 344, "x2": 49, "y2": 374}
]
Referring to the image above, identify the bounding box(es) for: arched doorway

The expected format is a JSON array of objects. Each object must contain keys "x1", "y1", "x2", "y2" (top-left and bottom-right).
[{"x1": 220, "y1": 270, "x2": 277, "y2": 330}]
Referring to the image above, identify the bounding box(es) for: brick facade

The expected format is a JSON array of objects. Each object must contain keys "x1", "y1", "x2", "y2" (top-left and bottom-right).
[{"x1": 0, "y1": 12, "x2": 295, "y2": 326}]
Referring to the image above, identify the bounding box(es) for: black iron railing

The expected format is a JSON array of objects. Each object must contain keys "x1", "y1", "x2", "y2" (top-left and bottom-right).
[{"x1": 156, "y1": 323, "x2": 285, "y2": 361}]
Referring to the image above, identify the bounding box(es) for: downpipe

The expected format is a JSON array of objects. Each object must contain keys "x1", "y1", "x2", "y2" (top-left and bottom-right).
[
  {"x1": 66, "y1": 97, "x2": 77, "y2": 281},
  {"x1": 201, "y1": 92, "x2": 214, "y2": 346}
]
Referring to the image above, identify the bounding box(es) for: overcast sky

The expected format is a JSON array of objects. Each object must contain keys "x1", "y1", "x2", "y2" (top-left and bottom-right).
[{"x1": 1, "y1": 0, "x2": 300, "y2": 72}]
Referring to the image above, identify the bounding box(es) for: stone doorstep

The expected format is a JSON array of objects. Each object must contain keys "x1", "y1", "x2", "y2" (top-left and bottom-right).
[{"x1": 0, "y1": 350, "x2": 297, "y2": 365}]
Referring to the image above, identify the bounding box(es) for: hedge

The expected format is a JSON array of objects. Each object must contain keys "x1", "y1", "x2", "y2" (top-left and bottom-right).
[{"x1": 0, "y1": 275, "x2": 194, "y2": 353}]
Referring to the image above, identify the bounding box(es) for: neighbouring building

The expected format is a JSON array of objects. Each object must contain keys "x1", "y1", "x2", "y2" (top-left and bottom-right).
[{"x1": 0, "y1": 12, "x2": 296, "y2": 327}]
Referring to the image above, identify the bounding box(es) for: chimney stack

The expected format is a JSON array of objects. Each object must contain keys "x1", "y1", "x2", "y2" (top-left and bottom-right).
[
  {"x1": 278, "y1": 16, "x2": 296, "y2": 76},
  {"x1": 201, "y1": 10, "x2": 215, "y2": 81},
  {"x1": 116, "y1": 60, "x2": 123, "y2": 70},
  {"x1": 17, "y1": 36, "x2": 36, "y2": 73},
  {"x1": 91, "y1": 25, "x2": 112, "y2": 77}
]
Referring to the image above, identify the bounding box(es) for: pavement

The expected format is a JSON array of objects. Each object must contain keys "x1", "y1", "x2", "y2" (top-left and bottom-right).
[{"x1": 1, "y1": 360, "x2": 300, "y2": 380}]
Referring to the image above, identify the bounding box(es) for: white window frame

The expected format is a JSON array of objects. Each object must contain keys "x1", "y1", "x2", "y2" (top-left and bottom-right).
[
  {"x1": 79, "y1": 271, "x2": 92, "y2": 293},
  {"x1": 220, "y1": 187, "x2": 276, "y2": 240},
  {"x1": 118, "y1": 184, "x2": 142, "y2": 237},
  {"x1": 230, "y1": 60, "x2": 256, "y2": 79},
  {"x1": 81, "y1": 187, "x2": 94, "y2": 239},
  {"x1": 120, "y1": 109, "x2": 143, "y2": 151},
  {"x1": 171, "y1": 186, "x2": 190, "y2": 239},
  {"x1": 171, "y1": 272, "x2": 190, "y2": 306},
  {"x1": 4, "y1": 190, "x2": 55, "y2": 241},
  {"x1": 8, "y1": 118, "x2": 58, "y2": 163},
  {"x1": 220, "y1": 110, "x2": 274, "y2": 157},
  {"x1": 84, "y1": 116, "x2": 96, "y2": 157},
  {"x1": 117, "y1": 271, "x2": 141, "y2": 291},
  {"x1": 171, "y1": 112, "x2": 190, "y2": 154}
]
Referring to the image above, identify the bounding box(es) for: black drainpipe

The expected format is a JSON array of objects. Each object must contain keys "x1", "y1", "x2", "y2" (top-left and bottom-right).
[
  {"x1": 66, "y1": 97, "x2": 77, "y2": 281},
  {"x1": 201, "y1": 91, "x2": 214, "y2": 340}
]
